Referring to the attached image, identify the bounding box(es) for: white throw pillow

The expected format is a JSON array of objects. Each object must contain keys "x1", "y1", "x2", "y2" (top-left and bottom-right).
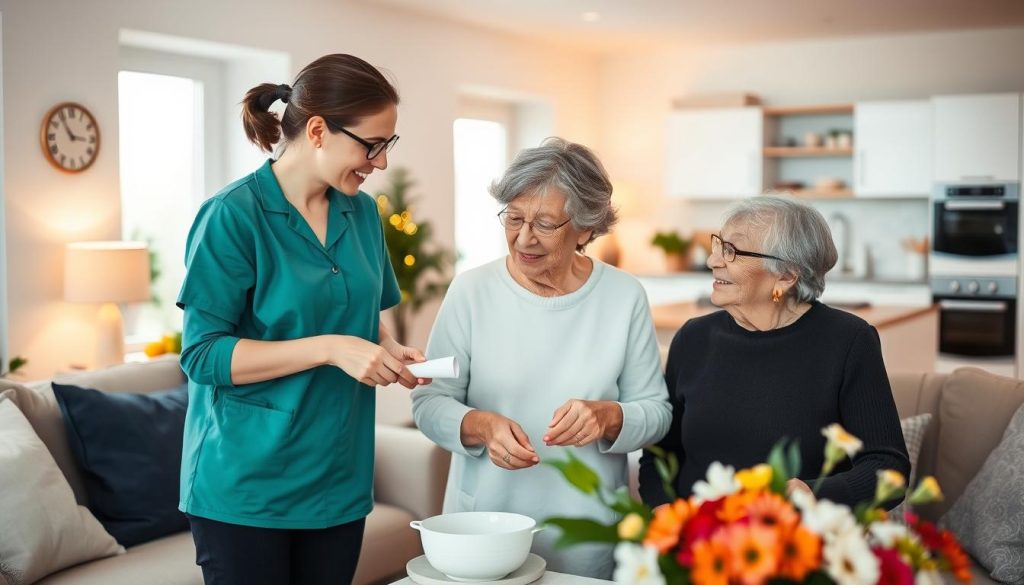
[{"x1": 0, "y1": 394, "x2": 124, "y2": 585}]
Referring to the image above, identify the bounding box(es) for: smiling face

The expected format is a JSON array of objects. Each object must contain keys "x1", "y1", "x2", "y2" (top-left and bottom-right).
[
  {"x1": 707, "y1": 221, "x2": 781, "y2": 310},
  {"x1": 313, "y1": 104, "x2": 397, "y2": 196},
  {"x1": 504, "y1": 189, "x2": 592, "y2": 282}
]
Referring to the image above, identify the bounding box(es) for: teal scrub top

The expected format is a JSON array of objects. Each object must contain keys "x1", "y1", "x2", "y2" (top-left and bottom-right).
[{"x1": 176, "y1": 159, "x2": 401, "y2": 528}]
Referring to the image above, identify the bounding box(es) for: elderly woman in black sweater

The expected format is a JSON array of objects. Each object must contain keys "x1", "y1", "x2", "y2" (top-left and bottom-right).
[{"x1": 639, "y1": 196, "x2": 909, "y2": 508}]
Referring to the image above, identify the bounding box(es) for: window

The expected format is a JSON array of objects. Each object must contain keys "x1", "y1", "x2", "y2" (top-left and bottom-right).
[
  {"x1": 118, "y1": 71, "x2": 203, "y2": 341},
  {"x1": 453, "y1": 118, "x2": 509, "y2": 273}
]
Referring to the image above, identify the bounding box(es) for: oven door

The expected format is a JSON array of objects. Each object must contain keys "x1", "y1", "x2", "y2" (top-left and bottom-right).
[
  {"x1": 933, "y1": 199, "x2": 1018, "y2": 257},
  {"x1": 937, "y1": 297, "x2": 1016, "y2": 357}
]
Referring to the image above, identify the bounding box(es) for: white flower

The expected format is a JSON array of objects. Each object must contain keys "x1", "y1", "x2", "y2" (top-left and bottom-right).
[
  {"x1": 915, "y1": 569, "x2": 943, "y2": 585},
  {"x1": 868, "y1": 520, "x2": 910, "y2": 548},
  {"x1": 613, "y1": 542, "x2": 665, "y2": 585},
  {"x1": 691, "y1": 461, "x2": 740, "y2": 504},
  {"x1": 823, "y1": 530, "x2": 880, "y2": 585},
  {"x1": 798, "y1": 497, "x2": 859, "y2": 540},
  {"x1": 822, "y1": 423, "x2": 863, "y2": 459}
]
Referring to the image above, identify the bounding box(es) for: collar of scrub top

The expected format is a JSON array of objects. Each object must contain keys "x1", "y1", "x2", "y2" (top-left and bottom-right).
[{"x1": 254, "y1": 158, "x2": 354, "y2": 254}]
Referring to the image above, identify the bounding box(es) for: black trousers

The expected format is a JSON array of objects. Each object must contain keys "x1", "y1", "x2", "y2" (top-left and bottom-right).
[{"x1": 188, "y1": 514, "x2": 366, "y2": 585}]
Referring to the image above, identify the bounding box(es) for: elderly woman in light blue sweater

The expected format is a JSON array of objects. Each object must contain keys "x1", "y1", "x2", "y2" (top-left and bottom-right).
[{"x1": 412, "y1": 138, "x2": 671, "y2": 579}]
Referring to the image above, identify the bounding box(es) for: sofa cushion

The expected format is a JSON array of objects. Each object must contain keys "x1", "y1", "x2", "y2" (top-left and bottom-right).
[
  {"x1": 52, "y1": 356, "x2": 186, "y2": 395},
  {"x1": 33, "y1": 532, "x2": 201, "y2": 585},
  {"x1": 935, "y1": 368, "x2": 1024, "y2": 518},
  {"x1": 941, "y1": 402, "x2": 1024, "y2": 584},
  {"x1": 0, "y1": 394, "x2": 124, "y2": 585},
  {"x1": 891, "y1": 413, "x2": 932, "y2": 523},
  {"x1": 0, "y1": 379, "x2": 89, "y2": 505},
  {"x1": 52, "y1": 382, "x2": 189, "y2": 547},
  {"x1": 352, "y1": 504, "x2": 423, "y2": 585}
]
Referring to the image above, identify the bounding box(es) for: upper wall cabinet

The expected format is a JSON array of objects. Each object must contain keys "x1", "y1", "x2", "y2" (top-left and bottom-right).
[
  {"x1": 854, "y1": 100, "x2": 932, "y2": 197},
  {"x1": 932, "y1": 93, "x2": 1021, "y2": 183},
  {"x1": 666, "y1": 107, "x2": 763, "y2": 199}
]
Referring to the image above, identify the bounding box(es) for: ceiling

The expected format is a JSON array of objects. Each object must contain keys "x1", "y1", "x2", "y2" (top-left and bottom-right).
[{"x1": 352, "y1": 0, "x2": 1024, "y2": 53}]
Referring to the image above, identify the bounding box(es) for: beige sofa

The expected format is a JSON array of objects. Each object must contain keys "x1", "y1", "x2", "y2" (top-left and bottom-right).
[
  {"x1": 4, "y1": 357, "x2": 449, "y2": 585},
  {"x1": 889, "y1": 367, "x2": 1024, "y2": 585}
]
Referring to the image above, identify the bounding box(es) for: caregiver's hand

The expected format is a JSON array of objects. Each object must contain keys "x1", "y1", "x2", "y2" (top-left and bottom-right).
[
  {"x1": 545, "y1": 399, "x2": 623, "y2": 447},
  {"x1": 379, "y1": 336, "x2": 431, "y2": 388},
  {"x1": 461, "y1": 410, "x2": 539, "y2": 470},
  {"x1": 326, "y1": 335, "x2": 414, "y2": 388}
]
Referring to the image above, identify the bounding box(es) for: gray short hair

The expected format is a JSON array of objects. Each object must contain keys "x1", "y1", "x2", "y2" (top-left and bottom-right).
[
  {"x1": 722, "y1": 196, "x2": 838, "y2": 303},
  {"x1": 489, "y1": 137, "x2": 618, "y2": 250}
]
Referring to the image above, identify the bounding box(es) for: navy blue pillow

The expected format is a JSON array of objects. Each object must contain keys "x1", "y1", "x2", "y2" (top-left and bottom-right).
[{"x1": 52, "y1": 382, "x2": 189, "y2": 547}]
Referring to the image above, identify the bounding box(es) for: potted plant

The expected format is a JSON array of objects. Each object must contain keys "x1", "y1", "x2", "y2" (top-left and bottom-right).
[
  {"x1": 651, "y1": 231, "x2": 693, "y2": 272},
  {"x1": 377, "y1": 168, "x2": 454, "y2": 345}
]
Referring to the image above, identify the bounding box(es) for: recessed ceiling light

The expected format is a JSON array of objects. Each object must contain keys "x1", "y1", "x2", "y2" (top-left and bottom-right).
[{"x1": 582, "y1": 11, "x2": 601, "y2": 23}]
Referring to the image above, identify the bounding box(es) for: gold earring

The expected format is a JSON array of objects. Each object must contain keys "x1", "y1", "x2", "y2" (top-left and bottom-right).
[{"x1": 771, "y1": 288, "x2": 782, "y2": 303}]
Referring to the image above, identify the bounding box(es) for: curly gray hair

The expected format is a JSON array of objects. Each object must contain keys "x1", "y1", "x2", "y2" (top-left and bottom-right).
[
  {"x1": 489, "y1": 137, "x2": 618, "y2": 250},
  {"x1": 722, "y1": 196, "x2": 838, "y2": 303}
]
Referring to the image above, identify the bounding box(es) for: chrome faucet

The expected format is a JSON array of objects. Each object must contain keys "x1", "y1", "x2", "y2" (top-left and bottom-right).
[{"x1": 829, "y1": 211, "x2": 854, "y2": 275}]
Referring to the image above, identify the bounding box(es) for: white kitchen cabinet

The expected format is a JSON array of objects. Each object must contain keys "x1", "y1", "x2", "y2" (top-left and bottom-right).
[
  {"x1": 665, "y1": 107, "x2": 762, "y2": 199},
  {"x1": 854, "y1": 100, "x2": 931, "y2": 197},
  {"x1": 932, "y1": 93, "x2": 1022, "y2": 183}
]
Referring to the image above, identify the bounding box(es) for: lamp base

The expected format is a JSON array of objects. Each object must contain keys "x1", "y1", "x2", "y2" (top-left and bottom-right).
[{"x1": 95, "y1": 303, "x2": 126, "y2": 369}]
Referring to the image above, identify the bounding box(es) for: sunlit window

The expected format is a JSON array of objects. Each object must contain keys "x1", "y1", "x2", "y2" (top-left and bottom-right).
[
  {"x1": 118, "y1": 71, "x2": 203, "y2": 342},
  {"x1": 453, "y1": 118, "x2": 509, "y2": 273}
]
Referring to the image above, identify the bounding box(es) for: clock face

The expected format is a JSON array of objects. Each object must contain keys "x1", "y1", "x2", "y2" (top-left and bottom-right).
[{"x1": 41, "y1": 102, "x2": 100, "y2": 173}]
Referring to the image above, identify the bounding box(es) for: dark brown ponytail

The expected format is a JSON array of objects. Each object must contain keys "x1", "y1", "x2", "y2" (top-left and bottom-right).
[{"x1": 240, "y1": 54, "x2": 399, "y2": 153}]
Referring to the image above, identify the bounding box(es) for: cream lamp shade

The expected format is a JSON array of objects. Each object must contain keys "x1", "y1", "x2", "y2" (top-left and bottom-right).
[{"x1": 64, "y1": 241, "x2": 150, "y2": 368}]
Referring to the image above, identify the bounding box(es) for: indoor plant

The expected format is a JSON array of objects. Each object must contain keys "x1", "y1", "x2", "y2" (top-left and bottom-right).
[
  {"x1": 651, "y1": 231, "x2": 693, "y2": 272},
  {"x1": 376, "y1": 168, "x2": 454, "y2": 344}
]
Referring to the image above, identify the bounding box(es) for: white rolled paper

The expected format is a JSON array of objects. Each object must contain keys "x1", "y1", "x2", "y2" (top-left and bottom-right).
[{"x1": 407, "y1": 356, "x2": 460, "y2": 379}]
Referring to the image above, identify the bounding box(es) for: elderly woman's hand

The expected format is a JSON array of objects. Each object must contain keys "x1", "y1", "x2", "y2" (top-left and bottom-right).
[
  {"x1": 545, "y1": 399, "x2": 623, "y2": 447},
  {"x1": 461, "y1": 410, "x2": 540, "y2": 470}
]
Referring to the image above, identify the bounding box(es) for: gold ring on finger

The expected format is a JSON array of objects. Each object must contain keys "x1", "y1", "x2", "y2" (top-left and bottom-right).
[{"x1": 502, "y1": 451, "x2": 511, "y2": 464}]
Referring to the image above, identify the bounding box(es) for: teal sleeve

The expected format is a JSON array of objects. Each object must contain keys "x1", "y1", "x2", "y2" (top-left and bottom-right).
[
  {"x1": 177, "y1": 199, "x2": 255, "y2": 325},
  {"x1": 379, "y1": 217, "x2": 401, "y2": 311},
  {"x1": 411, "y1": 277, "x2": 484, "y2": 458},
  {"x1": 180, "y1": 307, "x2": 240, "y2": 388},
  {"x1": 600, "y1": 287, "x2": 673, "y2": 455}
]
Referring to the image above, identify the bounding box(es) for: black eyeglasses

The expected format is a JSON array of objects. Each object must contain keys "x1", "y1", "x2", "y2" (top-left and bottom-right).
[
  {"x1": 497, "y1": 207, "x2": 572, "y2": 237},
  {"x1": 325, "y1": 120, "x2": 399, "y2": 159},
  {"x1": 711, "y1": 233, "x2": 789, "y2": 263}
]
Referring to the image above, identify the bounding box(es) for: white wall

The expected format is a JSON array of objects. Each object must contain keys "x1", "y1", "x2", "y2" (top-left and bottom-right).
[
  {"x1": 0, "y1": 0, "x2": 600, "y2": 379},
  {"x1": 0, "y1": 10, "x2": 8, "y2": 372},
  {"x1": 599, "y1": 26, "x2": 1024, "y2": 273}
]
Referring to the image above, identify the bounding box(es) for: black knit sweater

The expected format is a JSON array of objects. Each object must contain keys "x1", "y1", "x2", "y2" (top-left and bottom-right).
[{"x1": 639, "y1": 301, "x2": 910, "y2": 509}]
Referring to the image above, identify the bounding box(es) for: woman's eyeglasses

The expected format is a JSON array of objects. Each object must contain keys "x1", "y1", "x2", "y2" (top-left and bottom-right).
[
  {"x1": 325, "y1": 120, "x2": 399, "y2": 159},
  {"x1": 497, "y1": 208, "x2": 571, "y2": 237},
  {"x1": 711, "y1": 233, "x2": 789, "y2": 263}
]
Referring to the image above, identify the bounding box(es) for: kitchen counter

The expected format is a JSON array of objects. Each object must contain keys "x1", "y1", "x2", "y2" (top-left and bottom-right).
[
  {"x1": 650, "y1": 301, "x2": 937, "y2": 331},
  {"x1": 649, "y1": 301, "x2": 939, "y2": 373}
]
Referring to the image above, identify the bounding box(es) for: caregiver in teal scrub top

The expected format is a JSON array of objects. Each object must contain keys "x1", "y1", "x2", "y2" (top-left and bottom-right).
[{"x1": 176, "y1": 54, "x2": 427, "y2": 585}]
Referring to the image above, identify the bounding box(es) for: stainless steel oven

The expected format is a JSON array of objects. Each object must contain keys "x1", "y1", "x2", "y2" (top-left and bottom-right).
[
  {"x1": 930, "y1": 183, "x2": 1019, "y2": 277},
  {"x1": 932, "y1": 276, "x2": 1017, "y2": 376}
]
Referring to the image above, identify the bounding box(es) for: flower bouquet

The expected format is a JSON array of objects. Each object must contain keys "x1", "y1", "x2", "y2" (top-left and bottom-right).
[{"x1": 544, "y1": 424, "x2": 971, "y2": 585}]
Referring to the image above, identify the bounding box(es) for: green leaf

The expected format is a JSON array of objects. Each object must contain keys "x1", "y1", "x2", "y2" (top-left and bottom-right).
[
  {"x1": 544, "y1": 452, "x2": 602, "y2": 495},
  {"x1": 787, "y1": 440, "x2": 803, "y2": 480},
  {"x1": 767, "y1": 438, "x2": 792, "y2": 495},
  {"x1": 608, "y1": 486, "x2": 653, "y2": 520},
  {"x1": 658, "y1": 553, "x2": 690, "y2": 585},
  {"x1": 543, "y1": 517, "x2": 619, "y2": 549}
]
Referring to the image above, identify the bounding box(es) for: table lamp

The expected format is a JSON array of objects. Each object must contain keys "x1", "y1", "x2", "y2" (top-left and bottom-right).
[{"x1": 64, "y1": 241, "x2": 150, "y2": 368}]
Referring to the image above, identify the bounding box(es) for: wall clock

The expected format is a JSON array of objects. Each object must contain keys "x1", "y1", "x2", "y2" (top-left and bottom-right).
[{"x1": 40, "y1": 102, "x2": 100, "y2": 173}]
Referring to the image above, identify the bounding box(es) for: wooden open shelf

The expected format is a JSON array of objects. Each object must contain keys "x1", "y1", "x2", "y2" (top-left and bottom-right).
[
  {"x1": 762, "y1": 104, "x2": 854, "y2": 116},
  {"x1": 785, "y1": 189, "x2": 854, "y2": 199},
  {"x1": 763, "y1": 146, "x2": 854, "y2": 157}
]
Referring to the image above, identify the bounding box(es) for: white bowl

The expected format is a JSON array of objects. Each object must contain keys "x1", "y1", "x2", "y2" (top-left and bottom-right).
[{"x1": 410, "y1": 512, "x2": 543, "y2": 582}]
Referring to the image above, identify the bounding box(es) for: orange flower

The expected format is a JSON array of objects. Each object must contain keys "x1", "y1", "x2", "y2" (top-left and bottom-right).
[
  {"x1": 746, "y1": 492, "x2": 799, "y2": 530},
  {"x1": 777, "y1": 525, "x2": 821, "y2": 581},
  {"x1": 726, "y1": 524, "x2": 780, "y2": 585},
  {"x1": 644, "y1": 499, "x2": 692, "y2": 553},
  {"x1": 718, "y1": 490, "x2": 758, "y2": 523},
  {"x1": 691, "y1": 534, "x2": 730, "y2": 585}
]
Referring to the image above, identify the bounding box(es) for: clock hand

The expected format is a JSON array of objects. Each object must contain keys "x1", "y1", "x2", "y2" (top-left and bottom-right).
[{"x1": 60, "y1": 118, "x2": 80, "y2": 142}]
